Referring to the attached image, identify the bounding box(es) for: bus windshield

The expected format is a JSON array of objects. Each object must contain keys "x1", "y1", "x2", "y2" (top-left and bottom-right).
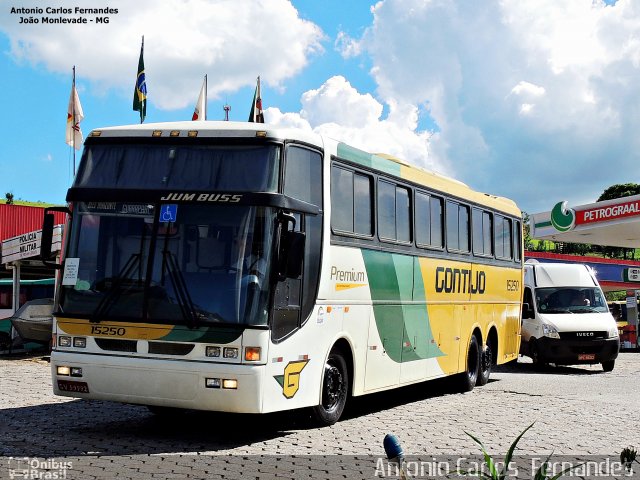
[
  {"x1": 74, "y1": 143, "x2": 280, "y2": 191},
  {"x1": 60, "y1": 202, "x2": 276, "y2": 327}
]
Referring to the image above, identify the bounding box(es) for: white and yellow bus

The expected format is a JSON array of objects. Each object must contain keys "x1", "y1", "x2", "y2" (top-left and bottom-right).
[{"x1": 44, "y1": 121, "x2": 522, "y2": 425}]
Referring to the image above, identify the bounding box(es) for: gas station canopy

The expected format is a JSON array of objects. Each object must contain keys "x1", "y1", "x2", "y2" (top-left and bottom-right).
[{"x1": 530, "y1": 194, "x2": 640, "y2": 249}]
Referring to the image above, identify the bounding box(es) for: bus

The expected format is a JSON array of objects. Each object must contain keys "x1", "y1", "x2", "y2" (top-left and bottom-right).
[{"x1": 44, "y1": 121, "x2": 523, "y2": 425}]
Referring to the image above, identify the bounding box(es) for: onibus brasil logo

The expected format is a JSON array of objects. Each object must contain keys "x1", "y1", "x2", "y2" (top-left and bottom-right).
[{"x1": 550, "y1": 201, "x2": 576, "y2": 232}]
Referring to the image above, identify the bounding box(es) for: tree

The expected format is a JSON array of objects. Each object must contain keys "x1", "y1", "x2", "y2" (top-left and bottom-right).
[
  {"x1": 597, "y1": 183, "x2": 640, "y2": 202},
  {"x1": 4, "y1": 192, "x2": 13, "y2": 205},
  {"x1": 522, "y1": 211, "x2": 534, "y2": 250}
]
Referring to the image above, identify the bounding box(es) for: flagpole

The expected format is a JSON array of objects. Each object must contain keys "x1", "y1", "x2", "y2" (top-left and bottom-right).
[
  {"x1": 72, "y1": 65, "x2": 76, "y2": 175},
  {"x1": 204, "y1": 74, "x2": 207, "y2": 121},
  {"x1": 140, "y1": 36, "x2": 144, "y2": 124}
]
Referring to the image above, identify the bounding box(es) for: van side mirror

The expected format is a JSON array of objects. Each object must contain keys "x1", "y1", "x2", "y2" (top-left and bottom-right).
[{"x1": 522, "y1": 302, "x2": 535, "y2": 320}]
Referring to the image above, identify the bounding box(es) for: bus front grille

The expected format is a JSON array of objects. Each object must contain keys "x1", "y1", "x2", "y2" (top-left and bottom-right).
[
  {"x1": 95, "y1": 338, "x2": 138, "y2": 352},
  {"x1": 148, "y1": 342, "x2": 195, "y2": 356}
]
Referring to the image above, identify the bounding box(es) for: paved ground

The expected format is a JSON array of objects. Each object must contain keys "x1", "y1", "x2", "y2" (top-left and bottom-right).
[{"x1": 1, "y1": 352, "x2": 639, "y2": 479}]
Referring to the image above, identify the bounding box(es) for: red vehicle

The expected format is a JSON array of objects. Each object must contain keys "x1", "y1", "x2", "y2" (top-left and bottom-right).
[{"x1": 608, "y1": 300, "x2": 639, "y2": 349}]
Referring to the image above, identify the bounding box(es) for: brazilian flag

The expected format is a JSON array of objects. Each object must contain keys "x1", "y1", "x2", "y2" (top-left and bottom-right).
[{"x1": 133, "y1": 38, "x2": 147, "y2": 123}]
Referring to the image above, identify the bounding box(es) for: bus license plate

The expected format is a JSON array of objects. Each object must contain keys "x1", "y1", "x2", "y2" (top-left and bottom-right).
[
  {"x1": 58, "y1": 380, "x2": 90, "y2": 393},
  {"x1": 578, "y1": 354, "x2": 596, "y2": 361}
]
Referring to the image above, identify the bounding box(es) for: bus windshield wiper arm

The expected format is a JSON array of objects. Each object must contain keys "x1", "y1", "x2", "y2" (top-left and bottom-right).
[
  {"x1": 91, "y1": 253, "x2": 141, "y2": 323},
  {"x1": 163, "y1": 250, "x2": 199, "y2": 329}
]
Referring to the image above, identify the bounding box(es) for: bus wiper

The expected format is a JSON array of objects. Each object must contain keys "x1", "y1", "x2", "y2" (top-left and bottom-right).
[
  {"x1": 163, "y1": 250, "x2": 199, "y2": 329},
  {"x1": 91, "y1": 253, "x2": 141, "y2": 323}
]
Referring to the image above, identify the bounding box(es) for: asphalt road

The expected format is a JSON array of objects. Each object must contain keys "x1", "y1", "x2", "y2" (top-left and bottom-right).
[{"x1": 1, "y1": 352, "x2": 639, "y2": 479}]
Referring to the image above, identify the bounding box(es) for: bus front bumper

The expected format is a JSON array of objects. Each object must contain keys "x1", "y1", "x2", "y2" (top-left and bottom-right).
[{"x1": 51, "y1": 351, "x2": 265, "y2": 413}]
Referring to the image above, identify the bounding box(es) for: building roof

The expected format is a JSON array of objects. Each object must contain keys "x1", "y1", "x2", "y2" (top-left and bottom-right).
[{"x1": 0, "y1": 204, "x2": 66, "y2": 242}]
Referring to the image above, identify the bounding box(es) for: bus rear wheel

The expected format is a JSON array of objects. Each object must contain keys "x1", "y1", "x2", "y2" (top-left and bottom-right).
[
  {"x1": 312, "y1": 351, "x2": 348, "y2": 426},
  {"x1": 453, "y1": 335, "x2": 480, "y2": 392},
  {"x1": 477, "y1": 343, "x2": 492, "y2": 386}
]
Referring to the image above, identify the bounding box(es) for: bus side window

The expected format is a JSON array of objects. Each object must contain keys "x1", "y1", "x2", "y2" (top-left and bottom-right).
[{"x1": 273, "y1": 146, "x2": 323, "y2": 342}]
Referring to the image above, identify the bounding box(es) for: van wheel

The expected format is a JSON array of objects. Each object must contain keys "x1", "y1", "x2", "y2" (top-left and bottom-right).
[
  {"x1": 477, "y1": 343, "x2": 492, "y2": 386},
  {"x1": 529, "y1": 339, "x2": 546, "y2": 369},
  {"x1": 602, "y1": 360, "x2": 615, "y2": 372},
  {"x1": 312, "y1": 351, "x2": 348, "y2": 426},
  {"x1": 452, "y1": 335, "x2": 480, "y2": 392}
]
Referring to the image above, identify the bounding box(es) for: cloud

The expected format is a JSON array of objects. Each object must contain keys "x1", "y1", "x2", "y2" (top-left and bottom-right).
[
  {"x1": 335, "y1": 31, "x2": 362, "y2": 59},
  {"x1": 1, "y1": 0, "x2": 323, "y2": 109},
  {"x1": 266, "y1": 76, "x2": 436, "y2": 172},
  {"x1": 300, "y1": 76, "x2": 382, "y2": 127},
  {"x1": 353, "y1": 0, "x2": 640, "y2": 212}
]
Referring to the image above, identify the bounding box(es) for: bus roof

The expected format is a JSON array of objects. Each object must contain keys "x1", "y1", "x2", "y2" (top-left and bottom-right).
[
  {"x1": 88, "y1": 120, "x2": 324, "y2": 146},
  {"x1": 87, "y1": 121, "x2": 520, "y2": 217},
  {"x1": 335, "y1": 143, "x2": 521, "y2": 217}
]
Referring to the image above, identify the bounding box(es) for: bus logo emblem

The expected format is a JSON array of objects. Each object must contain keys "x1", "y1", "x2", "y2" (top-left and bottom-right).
[{"x1": 274, "y1": 360, "x2": 309, "y2": 399}]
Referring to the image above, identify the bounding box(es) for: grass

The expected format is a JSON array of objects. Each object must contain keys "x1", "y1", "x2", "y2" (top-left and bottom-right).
[
  {"x1": 460, "y1": 423, "x2": 580, "y2": 480},
  {"x1": 0, "y1": 199, "x2": 58, "y2": 207}
]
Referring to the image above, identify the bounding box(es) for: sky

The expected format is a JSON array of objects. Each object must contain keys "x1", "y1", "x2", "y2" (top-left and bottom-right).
[{"x1": 0, "y1": 0, "x2": 636, "y2": 215}]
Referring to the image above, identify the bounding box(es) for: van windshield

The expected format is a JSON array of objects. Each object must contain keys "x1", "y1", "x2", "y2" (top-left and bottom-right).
[{"x1": 535, "y1": 287, "x2": 608, "y2": 314}]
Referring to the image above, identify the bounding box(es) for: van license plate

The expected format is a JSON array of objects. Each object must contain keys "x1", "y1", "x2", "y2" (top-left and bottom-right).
[
  {"x1": 58, "y1": 380, "x2": 90, "y2": 393},
  {"x1": 578, "y1": 354, "x2": 596, "y2": 361}
]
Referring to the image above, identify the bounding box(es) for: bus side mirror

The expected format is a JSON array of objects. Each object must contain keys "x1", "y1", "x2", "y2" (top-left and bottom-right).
[
  {"x1": 277, "y1": 229, "x2": 305, "y2": 281},
  {"x1": 284, "y1": 231, "x2": 305, "y2": 279},
  {"x1": 40, "y1": 213, "x2": 55, "y2": 261},
  {"x1": 40, "y1": 206, "x2": 71, "y2": 270}
]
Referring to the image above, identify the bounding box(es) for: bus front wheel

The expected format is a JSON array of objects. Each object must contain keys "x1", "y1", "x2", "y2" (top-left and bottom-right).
[{"x1": 312, "y1": 351, "x2": 348, "y2": 426}]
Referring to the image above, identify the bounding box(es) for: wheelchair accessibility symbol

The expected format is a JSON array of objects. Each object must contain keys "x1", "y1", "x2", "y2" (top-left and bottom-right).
[{"x1": 159, "y1": 204, "x2": 178, "y2": 223}]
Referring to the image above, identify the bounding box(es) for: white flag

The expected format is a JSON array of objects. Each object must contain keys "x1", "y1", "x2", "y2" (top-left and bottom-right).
[
  {"x1": 192, "y1": 77, "x2": 207, "y2": 121},
  {"x1": 66, "y1": 84, "x2": 84, "y2": 149}
]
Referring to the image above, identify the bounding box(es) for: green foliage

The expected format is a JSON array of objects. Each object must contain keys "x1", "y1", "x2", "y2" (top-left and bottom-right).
[
  {"x1": 4, "y1": 192, "x2": 13, "y2": 205},
  {"x1": 0, "y1": 198, "x2": 56, "y2": 207},
  {"x1": 461, "y1": 423, "x2": 581, "y2": 480},
  {"x1": 597, "y1": 183, "x2": 640, "y2": 202},
  {"x1": 606, "y1": 291, "x2": 627, "y2": 302},
  {"x1": 522, "y1": 212, "x2": 534, "y2": 251},
  {"x1": 620, "y1": 446, "x2": 639, "y2": 473}
]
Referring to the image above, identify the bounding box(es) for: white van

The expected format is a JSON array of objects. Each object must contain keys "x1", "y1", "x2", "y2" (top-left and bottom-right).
[{"x1": 521, "y1": 261, "x2": 620, "y2": 371}]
